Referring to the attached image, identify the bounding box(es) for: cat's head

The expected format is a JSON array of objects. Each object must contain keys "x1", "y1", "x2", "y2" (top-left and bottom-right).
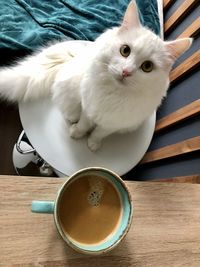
[{"x1": 94, "y1": 0, "x2": 192, "y2": 92}]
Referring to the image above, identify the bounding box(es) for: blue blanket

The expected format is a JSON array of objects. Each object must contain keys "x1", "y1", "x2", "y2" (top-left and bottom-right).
[{"x1": 0, "y1": 0, "x2": 160, "y2": 51}]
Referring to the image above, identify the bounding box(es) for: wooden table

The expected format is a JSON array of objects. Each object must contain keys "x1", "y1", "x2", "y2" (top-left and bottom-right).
[{"x1": 0, "y1": 175, "x2": 200, "y2": 267}]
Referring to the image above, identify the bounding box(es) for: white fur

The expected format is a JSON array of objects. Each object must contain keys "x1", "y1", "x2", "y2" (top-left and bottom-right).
[{"x1": 0, "y1": 0, "x2": 192, "y2": 151}]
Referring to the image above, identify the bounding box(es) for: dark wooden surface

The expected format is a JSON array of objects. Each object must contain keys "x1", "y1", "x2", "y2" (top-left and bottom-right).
[{"x1": 0, "y1": 102, "x2": 22, "y2": 175}]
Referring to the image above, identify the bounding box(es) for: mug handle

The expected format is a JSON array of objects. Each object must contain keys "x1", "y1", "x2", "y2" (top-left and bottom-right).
[{"x1": 31, "y1": 200, "x2": 55, "y2": 214}]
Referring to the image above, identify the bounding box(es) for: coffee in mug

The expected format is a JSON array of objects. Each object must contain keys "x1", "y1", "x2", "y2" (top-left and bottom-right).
[
  {"x1": 31, "y1": 167, "x2": 133, "y2": 254},
  {"x1": 58, "y1": 174, "x2": 122, "y2": 245}
]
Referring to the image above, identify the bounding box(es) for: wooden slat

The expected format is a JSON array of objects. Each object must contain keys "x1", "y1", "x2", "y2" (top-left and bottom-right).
[
  {"x1": 155, "y1": 99, "x2": 200, "y2": 133},
  {"x1": 178, "y1": 17, "x2": 200, "y2": 38},
  {"x1": 154, "y1": 174, "x2": 200, "y2": 184},
  {"x1": 170, "y1": 50, "x2": 200, "y2": 83},
  {"x1": 140, "y1": 136, "x2": 200, "y2": 164},
  {"x1": 164, "y1": 0, "x2": 198, "y2": 35},
  {"x1": 163, "y1": 0, "x2": 174, "y2": 11}
]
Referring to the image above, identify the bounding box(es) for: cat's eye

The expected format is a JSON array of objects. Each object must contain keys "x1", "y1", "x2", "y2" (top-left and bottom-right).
[
  {"x1": 120, "y1": 45, "x2": 131, "y2": 57},
  {"x1": 141, "y1": 61, "x2": 153, "y2": 72}
]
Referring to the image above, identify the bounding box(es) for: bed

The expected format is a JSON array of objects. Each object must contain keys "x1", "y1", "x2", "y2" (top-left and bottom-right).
[{"x1": 0, "y1": 0, "x2": 160, "y2": 59}]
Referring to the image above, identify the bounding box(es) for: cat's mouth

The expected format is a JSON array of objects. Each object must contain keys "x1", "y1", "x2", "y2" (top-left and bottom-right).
[
  {"x1": 108, "y1": 66, "x2": 130, "y2": 85},
  {"x1": 116, "y1": 76, "x2": 125, "y2": 83},
  {"x1": 114, "y1": 74, "x2": 128, "y2": 85}
]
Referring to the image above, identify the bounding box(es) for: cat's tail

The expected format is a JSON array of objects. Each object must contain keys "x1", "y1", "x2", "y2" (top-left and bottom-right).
[
  {"x1": 0, "y1": 62, "x2": 43, "y2": 102},
  {"x1": 0, "y1": 43, "x2": 74, "y2": 103},
  {"x1": 0, "y1": 56, "x2": 64, "y2": 103}
]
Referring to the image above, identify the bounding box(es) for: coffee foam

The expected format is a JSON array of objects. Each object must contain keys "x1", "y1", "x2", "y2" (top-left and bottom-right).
[{"x1": 87, "y1": 176, "x2": 104, "y2": 207}]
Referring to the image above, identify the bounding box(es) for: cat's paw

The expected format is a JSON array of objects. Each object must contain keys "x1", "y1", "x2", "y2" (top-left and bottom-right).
[
  {"x1": 69, "y1": 124, "x2": 85, "y2": 139},
  {"x1": 87, "y1": 137, "x2": 101, "y2": 152},
  {"x1": 67, "y1": 114, "x2": 80, "y2": 124},
  {"x1": 68, "y1": 117, "x2": 78, "y2": 124}
]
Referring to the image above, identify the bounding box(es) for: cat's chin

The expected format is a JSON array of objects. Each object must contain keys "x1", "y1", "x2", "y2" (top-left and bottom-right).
[{"x1": 114, "y1": 76, "x2": 128, "y2": 86}]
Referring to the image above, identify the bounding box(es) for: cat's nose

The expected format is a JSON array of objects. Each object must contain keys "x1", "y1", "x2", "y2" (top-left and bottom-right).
[{"x1": 122, "y1": 69, "x2": 132, "y2": 78}]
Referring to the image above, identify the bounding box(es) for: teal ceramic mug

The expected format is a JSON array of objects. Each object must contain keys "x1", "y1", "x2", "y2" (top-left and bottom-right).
[{"x1": 31, "y1": 167, "x2": 133, "y2": 254}]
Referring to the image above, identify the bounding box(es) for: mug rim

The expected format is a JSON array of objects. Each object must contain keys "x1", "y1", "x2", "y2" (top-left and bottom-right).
[{"x1": 53, "y1": 167, "x2": 133, "y2": 255}]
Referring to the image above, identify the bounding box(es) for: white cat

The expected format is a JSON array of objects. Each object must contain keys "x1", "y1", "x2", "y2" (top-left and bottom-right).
[{"x1": 0, "y1": 1, "x2": 192, "y2": 151}]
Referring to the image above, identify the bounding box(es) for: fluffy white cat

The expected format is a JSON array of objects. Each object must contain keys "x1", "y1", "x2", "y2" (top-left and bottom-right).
[{"x1": 0, "y1": 1, "x2": 192, "y2": 151}]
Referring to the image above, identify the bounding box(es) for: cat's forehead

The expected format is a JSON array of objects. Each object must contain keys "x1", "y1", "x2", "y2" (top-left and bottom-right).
[{"x1": 118, "y1": 28, "x2": 165, "y2": 59}]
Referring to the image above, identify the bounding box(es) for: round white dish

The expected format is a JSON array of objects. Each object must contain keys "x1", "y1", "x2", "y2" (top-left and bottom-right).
[{"x1": 19, "y1": 98, "x2": 155, "y2": 176}]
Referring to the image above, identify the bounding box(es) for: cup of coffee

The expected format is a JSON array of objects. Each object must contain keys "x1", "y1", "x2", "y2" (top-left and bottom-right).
[{"x1": 31, "y1": 167, "x2": 133, "y2": 254}]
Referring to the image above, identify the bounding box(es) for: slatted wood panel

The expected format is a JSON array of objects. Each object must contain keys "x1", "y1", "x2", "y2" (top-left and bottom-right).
[
  {"x1": 164, "y1": 0, "x2": 198, "y2": 35},
  {"x1": 155, "y1": 99, "x2": 200, "y2": 133},
  {"x1": 130, "y1": 0, "x2": 200, "y2": 183},
  {"x1": 163, "y1": 0, "x2": 174, "y2": 12},
  {"x1": 170, "y1": 50, "x2": 200, "y2": 83},
  {"x1": 140, "y1": 136, "x2": 200, "y2": 164},
  {"x1": 178, "y1": 17, "x2": 200, "y2": 38}
]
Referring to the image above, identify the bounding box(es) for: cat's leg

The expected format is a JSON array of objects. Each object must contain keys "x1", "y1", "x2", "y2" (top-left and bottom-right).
[
  {"x1": 87, "y1": 126, "x2": 113, "y2": 152},
  {"x1": 70, "y1": 111, "x2": 93, "y2": 139},
  {"x1": 55, "y1": 95, "x2": 81, "y2": 123},
  {"x1": 52, "y1": 81, "x2": 81, "y2": 123},
  {"x1": 64, "y1": 102, "x2": 81, "y2": 124}
]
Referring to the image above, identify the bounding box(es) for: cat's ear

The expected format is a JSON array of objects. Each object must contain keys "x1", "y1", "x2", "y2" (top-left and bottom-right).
[
  {"x1": 121, "y1": 0, "x2": 141, "y2": 30},
  {"x1": 165, "y1": 38, "x2": 193, "y2": 60}
]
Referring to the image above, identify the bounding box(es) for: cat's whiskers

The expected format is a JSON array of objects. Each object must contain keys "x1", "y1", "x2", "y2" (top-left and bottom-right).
[
  {"x1": 127, "y1": 80, "x2": 137, "y2": 88},
  {"x1": 109, "y1": 65, "x2": 119, "y2": 75}
]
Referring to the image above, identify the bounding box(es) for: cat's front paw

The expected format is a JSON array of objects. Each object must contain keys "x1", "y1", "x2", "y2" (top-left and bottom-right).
[
  {"x1": 87, "y1": 137, "x2": 101, "y2": 152},
  {"x1": 69, "y1": 124, "x2": 85, "y2": 139},
  {"x1": 67, "y1": 114, "x2": 80, "y2": 124}
]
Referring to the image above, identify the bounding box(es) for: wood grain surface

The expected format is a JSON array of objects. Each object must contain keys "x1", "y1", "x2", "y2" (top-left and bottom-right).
[
  {"x1": 140, "y1": 136, "x2": 200, "y2": 164},
  {"x1": 0, "y1": 102, "x2": 22, "y2": 175},
  {"x1": 154, "y1": 174, "x2": 200, "y2": 184},
  {"x1": 0, "y1": 175, "x2": 200, "y2": 266},
  {"x1": 155, "y1": 99, "x2": 200, "y2": 133},
  {"x1": 164, "y1": 0, "x2": 198, "y2": 35},
  {"x1": 170, "y1": 50, "x2": 200, "y2": 83}
]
